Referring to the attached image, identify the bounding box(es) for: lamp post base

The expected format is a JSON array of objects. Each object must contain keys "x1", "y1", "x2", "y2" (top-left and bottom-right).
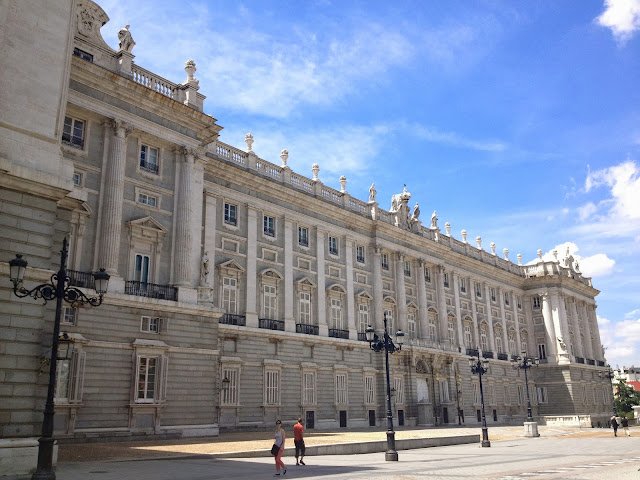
[
  {"x1": 524, "y1": 421, "x2": 540, "y2": 437},
  {"x1": 385, "y1": 451, "x2": 399, "y2": 461},
  {"x1": 385, "y1": 430, "x2": 398, "y2": 461},
  {"x1": 481, "y1": 427, "x2": 491, "y2": 447}
]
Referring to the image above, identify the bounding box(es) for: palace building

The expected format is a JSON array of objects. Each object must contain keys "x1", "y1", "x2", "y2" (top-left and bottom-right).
[{"x1": 0, "y1": 0, "x2": 613, "y2": 475}]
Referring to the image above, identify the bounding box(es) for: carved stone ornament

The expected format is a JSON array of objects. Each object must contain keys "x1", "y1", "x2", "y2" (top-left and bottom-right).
[
  {"x1": 111, "y1": 118, "x2": 134, "y2": 137},
  {"x1": 390, "y1": 186, "x2": 412, "y2": 230},
  {"x1": 245, "y1": 133, "x2": 254, "y2": 152},
  {"x1": 75, "y1": 1, "x2": 111, "y2": 50}
]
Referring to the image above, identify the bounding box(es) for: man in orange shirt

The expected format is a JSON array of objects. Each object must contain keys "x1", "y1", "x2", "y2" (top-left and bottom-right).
[{"x1": 293, "y1": 418, "x2": 306, "y2": 465}]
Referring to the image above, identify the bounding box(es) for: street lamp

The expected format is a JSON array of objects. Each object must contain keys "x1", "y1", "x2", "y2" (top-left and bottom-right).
[
  {"x1": 366, "y1": 313, "x2": 404, "y2": 461},
  {"x1": 511, "y1": 352, "x2": 540, "y2": 437},
  {"x1": 454, "y1": 364, "x2": 463, "y2": 425},
  {"x1": 468, "y1": 350, "x2": 490, "y2": 447},
  {"x1": 599, "y1": 365, "x2": 617, "y2": 417},
  {"x1": 8, "y1": 238, "x2": 109, "y2": 480}
]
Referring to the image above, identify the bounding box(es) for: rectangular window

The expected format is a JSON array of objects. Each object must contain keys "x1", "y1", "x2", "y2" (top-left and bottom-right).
[
  {"x1": 448, "y1": 320, "x2": 456, "y2": 345},
  {"x1": 335, "y1": 374, "x2": 348, "y2": 405},
  {"x1": 137, "y1": 356, "x2": 158, "y2": 402},
  {"x1": 330, "y1": 298, "x2": 343, "y2": 330},
  {"x1": 490, "y1": 288, "x2": 496, "y2": 302},
  {"x1": 329, "y1": 236, "x2": 339, "y2": 255},
  {"x1": 517, "y1": 296, "x2": 522, "y2": 309},
  {"x1": 54, "y1": 350, "x2": 86, "y2": 404},
  {"x1": 224, "y1": 203, "x2": 237, "y2": 226},
  {"x1": 263, "y1": 215, "x2": 275, "y2": 237},
  {"x1": 140, "y1": 145, "x2": 159, "y2": 174},
  {"x1": 439, "y1": 379, "x2": 450, "y2": 403},
  {"x1": 407, "y1": 313, "x2": 416, "y2": 339},
  {"x1": 62, "y1": 306, "x2": 77, "y2": 325},
  {"x1": 356, "y1": 245, "x2": 365, "y2": 263},
  {"x1": 265, "y1": 370, "x2": 280, "y2": 405},
  {"x1": 134, "y1": 254, "x2": 150, "y2": 283},
  {"x1": 538, "y1": 343, "x2": 546, "y2": 360},
  {"x1": 62, "y1": 116, "x2": 85, "y2": 148},
  {"x1": 73, "y1": 172, "x2": 82, "y2": 186},
  {"x1": 221, "y1": 367, "x2": 239, "y2": 406},
  {"x1": 222, "y1": 277, "x2": 237, "y2": 314},
  {"x1": 495, "y1": 335, "x2": 503, "y2": 354},
  {"x1": 381, "y1": 253, "x2": 388, "y2": 270},
  {"x1": 504, "y1": 385, "x2": 511, "y2": 405},
  {"x1": 358, "y1": 304, "x2": 369, "y2": 333},
  {"x1": 384, "y1": 309, "x2": 394, "y2": 333},
  {"x1": 521, "y1": 339, "x2": 528, "y2": 355},
  {"x1": 536, "y1": 386, "x2": 548, "y2": 404},
  {"x1": 141, "y1": 316, "x2": 162, "y2": 333},
  {"x1": 424, "y1": 267, "x2": 431, "y2": 282},
  {"x1": 480, "y1": 329, "x2": 488, "y2": 351},
  {"x1": 299, "y1": 292, "x2": 311, "y2": 324},
  {"x1": 73, "y1": 47, "x2": 93, "y2": 62},
  {"x1": 464, "y1": 325, "x2": 473, "y2": 347},
  {"x1": 476, "y1": 283, "x2": 482, "y2": 298},
  {"x1": 298, "y1": 226, "x2": 308, "y2": 246},
  {"x1": 532, "y1": 297, "x2": 541, "y2": 309},
  {"x1": 460, "y1": 278, "x2": 467, "y2": 293},
  {"x1": 473, "y1": 383, "x2": 480, "y2": 404},
  {"x1": 55, "y1": 359, "x2": 71, "y2": 403},
  {"x1": 404, "y1": 261, "x2": 411, "y2": 277},
  {"x1": 365, "y1": 375, "x2": 375, "y2": 404},
  {"x1": 393, "y1": 377, "x2": 405, "y2": 404},
  {"x1": 509, "y1": 334, "x2": 516, "y2": 353},
  {"x1": 518, "y1": 385, "x2": 526, "y2": 405},
  {"x1": 137, "y1": 192, "x2": 157, "y2": 207},
  {"x1": 443, "y1": 273, "x2": 449, "y2": 288},
  {"x1": 263, "y1": 285, "x2": 277, "y2": 319},
  {"x1": 303, "y1": 372, "x2": 316, "y2": 405},
  {"x1": 504, "y1": 292, "x2": 510, "y2": 306},
  {"x1": 428, "y1": 316, "x2": 437, "y2": 341}
]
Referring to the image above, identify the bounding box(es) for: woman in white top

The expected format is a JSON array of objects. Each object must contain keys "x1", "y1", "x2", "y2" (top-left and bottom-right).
[{"x1": 273, "y1": 419, "x2": 287, "y2": 476}]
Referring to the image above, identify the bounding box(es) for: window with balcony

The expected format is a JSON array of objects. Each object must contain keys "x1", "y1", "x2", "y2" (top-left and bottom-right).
[
  {"x1": 134, "y1": 254, "x2": 150, "y2": 283},
  {"x1": 443, "y1": 273, "x2": 449, "y2": 288},
  {"x1": 356, "y1": 245, "x2": 365, "y2": 263},
  {"x1": 330, "y1": 298, "x2": 343, "y2": 330},
  {"x1": 62, "y1": 306, "x2": 77, "y2": 325},
  {"x1": 298, "y1": 226, "x2": 308, "y2": 247},
  {"x1": 299, "y1": 292, "x2": 311, "y2": 324},
  {"x1": 224, "y1": 203, "x2": 237, "y2": 226},
  {"x1": 404, "y1": 261, "x2": 411, "y2": 277},
  {"x1": 428, "y1": 315, "x2": 437, "y2": 341},
  {"x1": 460, "y1": 277, "x2": 467, "y2": 293},
  {"x1": 532, "y1": 296, "x2": 541, "y2": 309},
  {"x1": 407, "y1": 312, "x2": 416, "y2": 338},
  {"x1": 263, "y1": 215, "x2": 275, "y2": 237},
  {"x1": 62, "y1": 116, "x2": 85, "y2": 149},
  {"x1": 140, "y1": 144, "x2": 159, "y2": 174},
  {"x1": 448, "y1": 320, "x2": 456, "y2": 345},
  {"x1": 381, "y1": 253, "x2": 389, "y2": 270},
  {"x1": 328, "y1": 236, "x2": 339, "y2": 255},
  {"x1": 464, "y1": 324, "x2": 473, "y2": 347},
  {"x1": 538, "y1": 342, "x2": 546, "y2": 360},
  {"x1": 504, "y1": 292, "x2": 510, "y2": 305},
  {"x1": 490, "y1": 288, "x2": 496, "y2": 302},
  {"x1": 263, "y1": 285, "x2": 277, "y2": 319},
  {"x1": 222, "y1": 277, "x2": 237, "y2": 314},
  {"x1": 424, "y1": 267, "x2": 431, "y2": 282},
  {"x1": 476, "y1": 283, "x2": 482, "y2": 298}
]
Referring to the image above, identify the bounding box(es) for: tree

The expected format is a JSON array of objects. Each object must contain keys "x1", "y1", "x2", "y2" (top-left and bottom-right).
[{"x1": 614, "y1": 378, "x2": 640, "y2": 416}]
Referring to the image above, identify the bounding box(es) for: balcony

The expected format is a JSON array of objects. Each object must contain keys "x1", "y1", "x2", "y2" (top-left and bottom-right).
[
  {"x1": 497, "y1": 353, "x2": 508, "y2": 361},
  {"x1": 482, "y1": 351, "x2": 494, "y2": 359},
  {"x1": 67, "y1": 269, "x2": 95, "y2": 289},
  {"x1": 357, "y1": 332, "x2": 368, "y2": 342},
  {"x1": 586, "y1": 359, "x2": 595, "y2": 366},
  {"x1": 596, "y1": 360, "x2": 605, "y2": 367},
  {"x1": 329, "y1": 328, "x2": 349, "y2": 339},
  {"x1": 259, "y1": 318, "x2": 284, "y2": 331},
  {"x1": 296, "y1": 323, "x2": 319, "y2": 336},
  {"x1": 466, "y1": 348, "x2": 479, "y2": 357},
  {"x1": 575, "y1": 357, "x2": 585, "y2": 364},
  {"x1": 125, "y1": 281, "x2": 178, "y2": 300},
  {"x1": 220, "y1": 314, "x2": 246, "y2": 326}
]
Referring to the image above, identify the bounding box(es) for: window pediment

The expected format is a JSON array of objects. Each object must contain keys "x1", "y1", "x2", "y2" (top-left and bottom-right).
[
  {"x1": 127, "y1": 216, "x2": 168, "y2": 243},
  {"x1": 356, "y1": 290, "x2": 373, "y2": 300},
  {"x1": 260, "y1": 268, "x2": 283, "y2": 280},
  {"x1": 218, "y1": 259, "x2": 245, "y2": 273},
  {"x1": 383, "y1": 296, "x2": 396, "y2": 305},
  {"x1": 406, "y1": 300, "x2": 418, "y2": 309},
  {"x1": 327, "y1": 283, "x2": 346, "y2": 294},
  {"x1": 296, "y1": 276, "x2": 316, "y2": 288}
]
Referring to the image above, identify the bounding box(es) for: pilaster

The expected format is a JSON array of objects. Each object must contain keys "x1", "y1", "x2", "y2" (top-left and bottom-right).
[
  {"x1": 395, "y1": 253, "x2": 407, "y2": 332},
  {"x1": 435, "y1": 266, "x2": 448, "y2": 342},
  {"x1": 452, "y1": 273, "x2": 465, "y2": 349},
  {"x1": 316, "y1": 228, "x2": 327, "y2": 336},
  {"x1": 245, "y1": 207, "x2": 258, "y2": 328},
  {"x1": 484, "y1": 283, "x2": 496, "y2": 353},
  {"x1": 541, "y1": 293, "x2": 558, "y2": 363},
  {"x1": 498, "y1": 288, "x2": 509, "y2": 356},
  {"x1": 284, "y1": 218, "x2": 294, "y2": 332},
  {"x1": 416, "y1": 260, "x2": 429, "y2": 339},
  {"x1": 173, "y1": 147, "x2": 195, "y2": 287},
  {"x1": 372, "y1": 248, "x2": 384, "y2": 332}
]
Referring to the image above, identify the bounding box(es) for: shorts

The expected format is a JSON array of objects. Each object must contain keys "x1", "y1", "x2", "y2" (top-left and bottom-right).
[{"x1": 294, "y1": 439, "x2": 305, "y2": 457}]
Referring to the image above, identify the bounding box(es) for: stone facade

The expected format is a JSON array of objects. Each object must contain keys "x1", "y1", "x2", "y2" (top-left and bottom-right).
[{"x1": 0, "y1": 0, "x2": 613, "y2": 475}]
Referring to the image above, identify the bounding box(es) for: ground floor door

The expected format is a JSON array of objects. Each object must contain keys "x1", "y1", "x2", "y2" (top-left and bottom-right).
[{"x1": 306, "y1": 411, "x2": 315, "y2": 429}]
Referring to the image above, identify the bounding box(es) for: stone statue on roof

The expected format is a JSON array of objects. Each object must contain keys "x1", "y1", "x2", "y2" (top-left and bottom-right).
[
  {"x1": 390, "y1": 186, "x2": 411, "y2": 229},
  {"x1": 369, "y1": 183, "x2": 377, "y2": 203},
  {"x1": 118, "y1": 24, "x2": 135, "y2": 53},
  {"x1": 430, "y1": 210, "x2": 438, "y2": 229}
]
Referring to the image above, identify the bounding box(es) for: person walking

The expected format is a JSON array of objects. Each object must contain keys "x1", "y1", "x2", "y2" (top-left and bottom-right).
[
  {"x1": 621, "y1": 416, "x2": 631, "y2": 436},
  {"x1": 294, "y1": 418, "x2": 306, "y2": 466},
  {"x1": 611, "y1": 416, "x2": 619, "y2": 437},
  {"x1": 273, "y1": 420, "x2": 287, "y2": 476}
]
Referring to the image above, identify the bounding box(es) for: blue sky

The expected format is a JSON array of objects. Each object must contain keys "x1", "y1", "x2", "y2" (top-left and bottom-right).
[{"x1": 97, "y1": 0, "x2": 640, "y2": 368}]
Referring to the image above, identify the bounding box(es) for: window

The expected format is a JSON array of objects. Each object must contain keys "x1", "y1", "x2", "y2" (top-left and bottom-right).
[
  {"x1": 393, "y1": 377, "x2": 405, "y2": 404},
  {"x1": 356, "y1": 245, "x2": 365, "y2": 263},
  {"x1": 473, "y1": 383, "x2": 480, "y2": 404},
  {"x1": 381, "y1": 253, "x2": 389, "y2": 270},
  {"x1": 73, "y1": 47, "x2": 93, "y2": 62},
  {"x1": 443, "y1": 273, "x2": 449, "y2": 288},
  {"x1": 508, "y1": 333, "x2": 516, "y2": 354},
  {"x1": 328, "y1": 236, "x2": 339, "y2": 255},
  {"x1": 532, "y1": 297, "x2": 541, "y2": 309},
  {"x1": 365, "y1": 375, "x2": 376, "y2": 404},
  {"x1": 263, "y1": 285, "x2": 277, "y2": 319},
  {"x1": 73, "y1": 172, "x2": 82, "y2": 186},
  {"x1": 336, "y1": 374, "x2": 348, "y2": 405},
  {"x1": 136, "y1": 356, "x2": 162, "y2": 403},
  {"x1": 480, "y1": 327, "x2": 488, "y2": 351},
  {"x1": 439, "y1": 379, "x2": 450, "y2": 403},
  {"x1": 298, "y1": 226, "x2": 308, "y2": 246},
  {"x1": 140, "y1": 145, "x2": 159, "y2": 174},
  {"x1": 424, "y1": 267, "x2": 431, "y2": 282},
  {"x1": 330, "y1": 298, "x2": 343, "y2": 330},
  {"x1": 518, "y1": 385, "x2": 526, "y2": 405},
  {"x1": 299, "y1": 292, "x2": 311, "y2": 324},
  {"x1": 222, "y1": 277, "x2": 238, "y2": 314},
  {"x1": 475, "y1": 283, "x2": 482, "y2": 298},
  {"x1": 536, "y1": 386, "x2": 548, "y2": 404},
  {"x1": 504, "y1": 292, "x2": 510, "y2": 306},
  {"x1": 384, "y1": 309, "x2": 394, "y2": 333},
  {"x1": 62, "y1": 116, "x2": 85, "y2": 148},
  {"x1": 428, "y1": 316, "x2": 437, "y2": 341},
  {"x1": 263, "y1": 215, "x2": 275, "y2": 237},
  {"x1": 404, "y1": 261, "x2": 411, "y2": 277},
  {"x1": 358, "y1": 304, "x2": 369, "y2": 333},
  {"x1": 134, "y1": 254, "x2": 150, "y2": 283},
  {"x1": 485, "y1": 384, "x2": 495, "y2": 405},
  {"x1": 54, "y1": 350, "x2": 85, "y2": 404},
  {"x1": 464, "y1": 324, "x2": 473, "y2": 348},
  {"x1": 224, "y1": 203, "x2": 237, "y2": 226},
  {"x1": 265, "y1": 370, "x2": 280, "y2": 405},
  {"x1": 504, "y1": 385, "x2": 511, "y2": 405},
  {"x1": 137, "y1": 192, "x2": 157, "y2": 207},
  {"x1": 538, "y1": 342, "x2": 546, "y2": 360},
  {"x1": 495, "y1": 334, "x2": 503, "y2": 354},
  {"x1": 460, "y1": 278, "x2": 467, "y2": 293},
  {"x1": 517, "y1": 296, "x2": 522, "y2": 309},
  {"x1": 490, "y1": 288, "x2": 496, "y2": 302},
  {"x1": 521, "y1": 337, "x2": 528, "y2": 356},
  {"x1": 448, "y1": 320, "x2": 456, "y2": 345},
  {"x1": 303, "y1": 371, "x2": 316, "y2": 405},
  {"x1": 221, "y1": 367, "x2": 239, "y2": 406},
  {"x1": 141, "y1": 316, "x2": 167, "y2": 333},
  {"x1": 62, "y1": 306, "x2": 77, "y2": 325},
  {"x1": 407, "y1": 312, "x2": 416, "y2": 338}
]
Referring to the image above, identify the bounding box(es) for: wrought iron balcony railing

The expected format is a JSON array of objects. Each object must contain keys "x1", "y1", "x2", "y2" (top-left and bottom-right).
[
  {"x1": 125, "y1": 281, "x2": 178, "y2": 301},
  {"x1": 329, "y1": 328, "x2": 349, "y2": 339},
  {"x1": 67, "y1": 269, "x2": 95, "y2": 289},
  {"x1": 296, "y1": 323, "x2": 319, "y2": 335},
  {"x1": 220, "y1": 314, "x2": 246, "y2": 326},
  {"x1": 258, "y1": 318, "x2": 284, "y2": 331}
]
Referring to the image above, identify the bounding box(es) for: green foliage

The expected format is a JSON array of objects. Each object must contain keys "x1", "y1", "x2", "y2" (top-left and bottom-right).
[{"x1": 614, "y1": 378, "x2": 640, "y2": 416}]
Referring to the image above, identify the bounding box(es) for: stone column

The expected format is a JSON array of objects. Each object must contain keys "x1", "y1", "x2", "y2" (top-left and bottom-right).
[
  {"x1": 395, "y1": 253, "x2": 407, "y2": 332},
  {"x1": 512, "y1": 292, "x2": 522, "y2": 355},
  {"x1": 578, "y1": 302, "x2": 594, "y2": 359},
  {"x1": 316, "y1": 229, "x2": 327, "y2": 336},
  {"x1": 190, "y1": 151, "x2": 207, "y2": 288},
  {"x1": 173, "y1": 147, "x2": 195, "y2": 287},
  {"x1": 199, "y1": 193, "x2": 217, "y2": 304},
  {"x1": 569, "y1": 299, "x2": 584, "y2": 358},
  {"x1": 551, "y1": 293, "x2": 571, "y2": 364},
  {"x1": 484, "y1": 284, "x2": 496, "y2": 353},
  {"x1": 523, "y1": 297, "x2": 535, "y2": 355},
  {"x1": 587, "y1": 304, "x2": 602, "y2": 361},
  {"x1": 435, "y1": 266, "x2": 448, "y2": 342},
  {"x1": 98, "y1": 119, "x2": 132, "y2": 276},
  {"x1": 416, "y1": 260, "x2": 429, "y2": 339},
  {"x1": 345, "y1": 239, "x2": 356, "y2": 338},
  {"x1": 245, "y1": 207, "x2": 258, "y2": 328},
  {"x1": 373, "y1": 248, "x2": 384, "y2": 332},
  {"x1": 470, "y1": 280, "x2": 480, "y2": 349},
  {"x1": 541, "y1": 293, "x2": 558, "y2": 363},
  {"x1": 284, "y1": 217, "x2": 294, "y2": 332},
  {"x1": 452, "y1": 273, "x2": 465, "y2": 349},
  {"x1": 498, "y1": 288, "x2": 509, "y2": 356}
]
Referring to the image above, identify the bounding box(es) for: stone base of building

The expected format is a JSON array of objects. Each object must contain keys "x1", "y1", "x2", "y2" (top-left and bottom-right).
[
  {"x1": 524, "y1": 421, "x2": 540, "y2": 437},
  {"x1": 0, "y1": 438, "x2": 58, "y2": 477}
]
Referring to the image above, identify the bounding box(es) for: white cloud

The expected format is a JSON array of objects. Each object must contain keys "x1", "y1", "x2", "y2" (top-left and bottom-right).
[
  {"x1": 596, "y1": 0, "x2": 640, "y2": 44},
  {"x1": 529, "y1": 242, "x2": 615, "y2": 277},
  {"x1": 585, "y1": 160, "x2": 640, "y2": 219},
  {"x1": 577, "y1": 202, "x2": 597, "y2": 220}
]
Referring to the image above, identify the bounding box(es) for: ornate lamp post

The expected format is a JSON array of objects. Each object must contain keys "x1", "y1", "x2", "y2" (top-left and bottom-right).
[
  {"x1": 366, "y1": 313, "x2": 404, "y2": 461},
  {"x1": 454, "y1": 364, "x2": 463, "y2": 425},
  {"x1": 511, "y1": 352, "x2": 540, "y2": 437},
  {"x1": 599, "y1": 365, "x2": 617, "y2": 417},
  {"x1": 8, "y1": 238, "x2": 109, "y2": 480},
  {"x1": 468, "y1": 350, "x2": 490, "y2": 447}
]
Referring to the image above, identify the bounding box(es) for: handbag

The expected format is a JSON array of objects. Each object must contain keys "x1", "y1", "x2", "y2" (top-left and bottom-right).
[{"x1": 271, "y1": 443, "x2": 280, "y2": 456}]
